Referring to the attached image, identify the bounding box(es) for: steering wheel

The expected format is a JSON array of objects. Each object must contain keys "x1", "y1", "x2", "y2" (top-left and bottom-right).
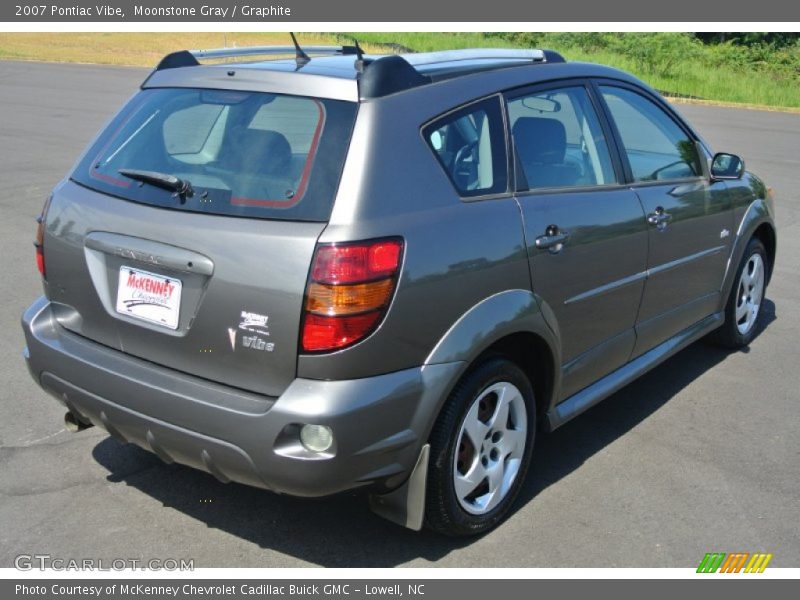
[{"x1": 453, "y1": 141, "x2": 477, "y2": 170}]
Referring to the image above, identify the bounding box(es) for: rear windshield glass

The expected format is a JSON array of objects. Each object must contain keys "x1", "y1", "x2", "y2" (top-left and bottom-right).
[{"x1": 72, "y1": 88, "x2": 357, "y2": 221}]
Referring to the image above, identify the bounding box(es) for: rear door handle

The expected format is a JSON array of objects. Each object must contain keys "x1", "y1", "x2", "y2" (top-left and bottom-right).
[
  {"x1": 647, "y1": 207, "x2": 672, "y2": 231},
  {"x1": 535, "y1": 225, "x2": 570, "y2": 254}
]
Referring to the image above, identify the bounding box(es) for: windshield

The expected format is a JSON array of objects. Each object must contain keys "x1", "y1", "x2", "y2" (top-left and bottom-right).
[{"x1": 72, "y1": 88, "x2": 357, "y2": 221}]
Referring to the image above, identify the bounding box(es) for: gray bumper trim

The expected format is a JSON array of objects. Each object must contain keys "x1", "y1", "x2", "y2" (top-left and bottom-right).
[{"x1": 22, "y1": 296, "x2": 462, "y2": 497}]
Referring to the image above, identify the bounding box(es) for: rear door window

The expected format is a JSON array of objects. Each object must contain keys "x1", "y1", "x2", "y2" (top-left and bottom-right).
[
  {"x1": 507, "y1": 86, "x2": 617, "y2": 190},
  {"x1": 73, "y1": 88, "x2": 357, "y2": 221},
  {"x1": 423, "y1": 96, "x2": 508, "y2": 197}
]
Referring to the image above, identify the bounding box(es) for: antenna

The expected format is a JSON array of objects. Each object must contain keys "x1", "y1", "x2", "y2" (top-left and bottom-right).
[
  {"x1": 289, "y1": 32, "x2": 310, "y2": 67},
  {"x1": 353, "y1": 38, "x2": 365, "y2": 73}
]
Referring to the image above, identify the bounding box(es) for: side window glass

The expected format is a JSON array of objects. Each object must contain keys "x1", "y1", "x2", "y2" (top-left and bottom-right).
[
  {"x1": 600, "y1": 86, "x2": 701, "y2": 182},
  {"x1": 508, "y1": 86, "x2": 617, "y2": 190},
  {"x1": 423, "y1": 97, "x2": 508, "y2": 197}
]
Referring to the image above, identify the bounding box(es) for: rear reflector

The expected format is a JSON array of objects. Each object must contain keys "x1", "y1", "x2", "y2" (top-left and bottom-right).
[
  {"x1": 301, "y1": 238, "x2": 403, "y2": 352},
  {"x1": 34, "y1": 195, "x2": 52, "y2": 279},
  {"x1": 302, "y1": 312, "x2": 382, "y2": 353},
  {"x1": 35, "y1": 246, "x2": 45, "y2": 277}
]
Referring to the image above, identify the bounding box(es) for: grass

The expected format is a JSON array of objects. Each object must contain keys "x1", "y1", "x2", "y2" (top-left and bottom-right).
[
  {"x1": 1, "y1": 32, "x2": 798, "y2": 110},
  {"x1": 0, "y1": 33, "x2": 352, "y2": 67},
  {"x1": 344, "y1": 33, "x2": 800, "y2": 109},
  {"x1": 336, "y1": 32, "x2": 518, "y2": 52},
  {"x1": 337, "y1": 32, "x2": 520, "y2": 52},
  {"x1": 555, "y1": 47, "x2": 799, "y2": 110}
]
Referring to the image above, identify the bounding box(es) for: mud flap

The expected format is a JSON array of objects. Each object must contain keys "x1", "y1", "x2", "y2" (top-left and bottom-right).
[{"x1": 368, "y1": 443, "x2": 429, "y2": 531}]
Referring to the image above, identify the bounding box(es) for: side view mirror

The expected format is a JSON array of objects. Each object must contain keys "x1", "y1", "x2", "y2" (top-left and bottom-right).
[{"x1": 710, "y1": 152, "x2": 745, "y2": 180}]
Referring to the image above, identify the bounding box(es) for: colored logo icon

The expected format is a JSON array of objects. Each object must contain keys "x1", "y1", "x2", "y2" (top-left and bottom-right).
[{"x1": 697, "y1": 552, "x2": 773, "y2": 573}]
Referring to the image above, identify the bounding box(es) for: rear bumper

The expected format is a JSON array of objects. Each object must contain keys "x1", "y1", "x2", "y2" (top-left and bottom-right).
[{"x1": 22, "y1": 296, "x2": 461, "y2": 497}]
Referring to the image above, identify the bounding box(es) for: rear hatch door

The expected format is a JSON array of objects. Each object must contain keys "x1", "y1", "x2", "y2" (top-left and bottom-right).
[{"x1": 45, "y1": 86, "x2": 356, "y2": 397}]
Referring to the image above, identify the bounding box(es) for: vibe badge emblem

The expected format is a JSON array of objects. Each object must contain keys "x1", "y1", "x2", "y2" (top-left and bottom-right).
[{"x1": 242, "y1": 336, "x2": 275, "y2": 351}]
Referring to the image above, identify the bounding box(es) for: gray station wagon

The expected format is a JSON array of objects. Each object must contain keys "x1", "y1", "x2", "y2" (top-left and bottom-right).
[{"x1": 22, "y1": 43, "x2": 777, "y2": 536}]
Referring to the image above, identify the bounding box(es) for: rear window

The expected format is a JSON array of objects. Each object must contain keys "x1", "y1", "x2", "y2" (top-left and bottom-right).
[{"x1": 72, "y1": 88, "x2": 357, "y2": 221}]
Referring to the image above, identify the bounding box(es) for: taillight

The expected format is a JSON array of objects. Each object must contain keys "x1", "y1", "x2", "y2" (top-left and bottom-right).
[
  {"x1": 35, "y1": 195, "x2": 52, "y2": 278},
  {"x1": 301, "y1": 239, "x2": 404, "y2": 352}
]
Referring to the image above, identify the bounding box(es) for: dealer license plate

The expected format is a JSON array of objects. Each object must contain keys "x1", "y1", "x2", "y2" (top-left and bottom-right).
[{"x1": 115, "y1": 266, "x2": 182, "y2": 330}]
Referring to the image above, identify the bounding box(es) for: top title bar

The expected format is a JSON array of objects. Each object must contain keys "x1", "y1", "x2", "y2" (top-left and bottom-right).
[{"x1": 2, "y1": 0, "x2": 799, "y2": 22}]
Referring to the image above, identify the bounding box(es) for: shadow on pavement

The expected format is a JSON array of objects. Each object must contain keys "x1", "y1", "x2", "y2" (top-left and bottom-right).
[
  {"x1": 92, "y1": 300, "x2": 776, "y2": 567},
  {"x1": 520, "y1": 298, "x2": 776, "y2": 509}
]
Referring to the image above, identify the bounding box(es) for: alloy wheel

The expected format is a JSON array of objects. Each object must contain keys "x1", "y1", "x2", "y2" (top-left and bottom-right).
[
  {"x1": 453, "y1": 381, "x2": 528, "y2": 515},
  {"x1": 735, "y1": 252, "x2": 765, "y2": 335}
]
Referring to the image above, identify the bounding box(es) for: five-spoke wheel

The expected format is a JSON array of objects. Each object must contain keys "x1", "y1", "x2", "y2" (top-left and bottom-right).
[
  {"x1": 425, "y1": 357, "x2": 535, "y2": 536},
  {"x1": 453, "y1": 381, "x2": 527, "y2": 515},
  {"x1": 735, "y1": 252, "x2": 765, "y2": 336},
  {"x1": 712, "y1": 237, "x2": 769, "y2": 348}
]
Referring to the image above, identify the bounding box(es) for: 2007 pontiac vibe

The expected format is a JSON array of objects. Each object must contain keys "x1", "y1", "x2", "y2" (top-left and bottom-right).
[{"x1": 22, "y1": 42, "x2": 776, "y2": 535}]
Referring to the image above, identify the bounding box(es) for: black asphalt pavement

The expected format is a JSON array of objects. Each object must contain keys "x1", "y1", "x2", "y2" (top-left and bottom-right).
[{"x1": 0, "y1": 61, "x2": 798, "y2": 568}]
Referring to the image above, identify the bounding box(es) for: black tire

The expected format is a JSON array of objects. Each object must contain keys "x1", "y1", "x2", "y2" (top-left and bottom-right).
[
  {"x1": 424, "y1": 356, "x2": 536, "y2": 536},
  {"x1": 711, "y1": 237, "x2": 768, "y2": 349}
]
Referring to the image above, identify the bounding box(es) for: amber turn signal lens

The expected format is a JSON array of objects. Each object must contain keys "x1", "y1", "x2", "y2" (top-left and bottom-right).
[
  {"x1": 306, "y1": 279, "x2": 394, "y2": 316},
  {"x1": 301, "y1": 238, "x2": 404, "y2": 353}
]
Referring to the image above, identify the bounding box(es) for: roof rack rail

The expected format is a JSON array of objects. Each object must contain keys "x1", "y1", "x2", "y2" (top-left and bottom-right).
[
  {"x1": 149, "y1": 45, "x2": 568, "y2": 99},
  {"x1": 155, "y1": 45, "x2": 359, "y2": 71},
  {"x1": 191, "y1": 45, "x2": 359, "y2": 60},
  {"x1": 356, "y1": 48, "x2": 565, "y2": 98},
  {"x1": 402, "y1": 48, "x2": 553, "y2": 66}
]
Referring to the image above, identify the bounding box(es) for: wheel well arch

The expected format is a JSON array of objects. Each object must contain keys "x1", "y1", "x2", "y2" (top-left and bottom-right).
[
  {"x1": 753, "y1": 222, "x2": 776, "y2": 283},
  {"x1": 472, "y1": 332, "x2": 556, "y2": 419}
]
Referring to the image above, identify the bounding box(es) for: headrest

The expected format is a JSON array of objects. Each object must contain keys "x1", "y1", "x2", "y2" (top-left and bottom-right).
[
  {"x1": 512, "y1": 117, "x2": 567, "y2": 165},
  {"x1": 236, "y1": 129, "x2": 292, "y2": 174}
]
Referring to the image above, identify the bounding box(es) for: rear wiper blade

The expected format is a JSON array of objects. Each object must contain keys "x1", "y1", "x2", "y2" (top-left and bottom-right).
[{"x1": 118, "y1": 168, "x2": 194, "y2": 202}]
